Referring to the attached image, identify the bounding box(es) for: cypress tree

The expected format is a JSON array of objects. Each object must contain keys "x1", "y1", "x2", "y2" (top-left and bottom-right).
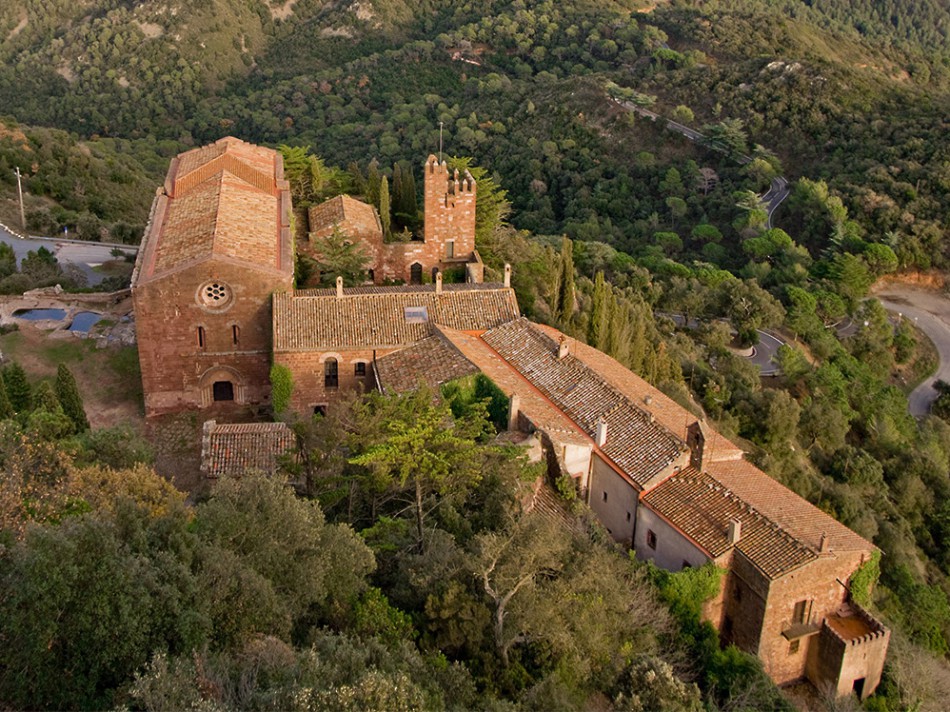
[
  {"x1": 0, "y1": 372, "x2": 12, "y2": 420},
  {"x1": 366, "y1": 159, "x2": 381, "y2": 208},
  {"x1": 588, "y1": 271, "x2": 610, "y2": 350},
  {"x1": 379, "y1": 175, "x2": 392, "y2": 240},
  {"x1": 556, "y1": 237, "x2": 575, "y2": 326},
  {"x1": 3, "y1": 362, "x2": 31, "y2": 413},
  {"x1": 56, "y1": 363, "x2": 89, "y2": 432},
  {"x1": 392, "y1": 160, "x2": 418, "y2": 231}
]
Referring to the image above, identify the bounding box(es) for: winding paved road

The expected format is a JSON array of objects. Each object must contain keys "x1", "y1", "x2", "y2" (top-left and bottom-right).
[{"x1": 875, "y1": 286, "x2": 950, "y2": 417}]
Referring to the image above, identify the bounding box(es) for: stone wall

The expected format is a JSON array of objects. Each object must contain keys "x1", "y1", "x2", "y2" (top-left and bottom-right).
[
  {"x1": 273, "y1": 347, "x2": 387, "y2": 414},
  {"x1": 134, "y1": 260, "x2": 292, "y2": 417}
]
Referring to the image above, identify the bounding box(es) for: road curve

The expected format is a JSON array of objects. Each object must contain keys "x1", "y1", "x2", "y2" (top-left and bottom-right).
[{"x1": 876, "y1": 286, "x2": 950, "y2": 417}]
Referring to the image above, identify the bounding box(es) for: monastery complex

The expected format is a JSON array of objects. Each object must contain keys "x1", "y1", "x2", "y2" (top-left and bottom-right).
[{"x1": 132, "y1": 137, "x2": 889, "y2": 700}]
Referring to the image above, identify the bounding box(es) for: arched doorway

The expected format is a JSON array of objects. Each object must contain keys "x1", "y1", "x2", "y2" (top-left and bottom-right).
[
  {"x1": 213, "y1": 381, "x2": 234, "y2": 401},
  {"x1": 410, "y1": 262, "x2": 423, "y2": 285},
  {"x1": 324, "y1": 358, "x2": 339, "y2": 388}
]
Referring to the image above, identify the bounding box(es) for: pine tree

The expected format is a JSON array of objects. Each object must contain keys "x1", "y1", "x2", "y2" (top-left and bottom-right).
[
  {"x1": 379, "y1": 175, "x2": 392, "y2": 240},
  {"x1": 0, "y1": 372, "x2": 12, "y2": 420},
  {"x1": 556, "y1": 237, "x2": 575, "y2": 326},
  {"x1": 56, "y1": 363, "x2": 89, "y2": 432},
  {"x1": 32, "y1": 381, "x2": 61, "y2": 414},
  {"x1": 2, "y1": 362, "x2": 31, "y2": 413}
]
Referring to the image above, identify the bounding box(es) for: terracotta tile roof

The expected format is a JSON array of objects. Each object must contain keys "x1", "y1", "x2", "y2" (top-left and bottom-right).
[
  {"x1": 437, "y1": 327, "x2": 591, "y2": 446},
  {"x1": 374, "y1": 334, "x2": 478, "y2": 393},
  {"x1": 642, "y1": 468, "x2": 818, "y2": 579},
  {"x1": 482, "y1": 319, "x2": 686, "y2": 487},
  {"x1": 534, "y1": 324, "x2": 743, "y2": 462},
  {"x1": 200, "y1": 420, "x2": 295, "y2": 478},
  {"x1": 308, "y1": 195, "x2": 380, "y2": 235},
  {"x1": 135, "y1": 137, "x2": 292, "y2": 282},
  {"x1": 704, "y1": 458, "x2": 873, "y2": 556},
  {"x1": 272, "y1": 284, "x2": 520, "y2": 351}
]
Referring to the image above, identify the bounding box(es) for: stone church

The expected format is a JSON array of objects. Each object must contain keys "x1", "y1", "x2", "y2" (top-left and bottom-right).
[{"x1": 132, "y1": 138, "x2": 889, "y2": 700}]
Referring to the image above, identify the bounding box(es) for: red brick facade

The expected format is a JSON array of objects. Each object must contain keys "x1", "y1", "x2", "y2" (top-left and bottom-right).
[{"x1": 132, "y1": 138, "x2": 294, "y2": 417}]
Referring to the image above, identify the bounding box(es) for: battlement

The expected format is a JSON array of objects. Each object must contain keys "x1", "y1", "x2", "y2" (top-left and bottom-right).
[{"x1": 423, "y1": 155, "x2": 477, "y2": 254}]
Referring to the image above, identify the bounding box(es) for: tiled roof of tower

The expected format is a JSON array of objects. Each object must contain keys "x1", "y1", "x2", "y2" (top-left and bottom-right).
[
  {"x1": 375, "y1": 334, "x2": 479, "y2": 393},
  {"x1": 200, "y1": 421, "x2": 295, "y2": 478},
  {"x1": 642, "y1": 468, "x2": 818, "y2": 579},
  {"x1": 482, "y1": 318, "x2": 686, "y2": 487},
  {"x1": 273, "y1": 284, "x2": 520, "y2": 351},
  {"x1": 134, "y1": 137, "x2": 293, "y2": 283},
  {"x1": 534, "y1": 324, "x2": 743, "y2": 462},
  {"x1": 308, "y1": 195, "x2": 380, "y2": 234}
]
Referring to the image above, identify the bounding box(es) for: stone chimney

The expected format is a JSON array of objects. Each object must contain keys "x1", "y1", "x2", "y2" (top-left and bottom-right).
[
  {"x1": 557, "y1": 337, "x2": 569, "y2": 359},
  {"x1": 595, "y1": 418, "x2": 608, "y2": 447},
  {"x1": 504, "y1": 263, "x2": 512, "y2": 288},
  {"x1": 336, "y1": 275, "x2": 344, "y2": 298},
  {"x1": 819, "y1": 532, "x2": 829, "y2": 553},
  {"x1": 727, "y1": 518, "x2": 742, "y2": 545},
  {"x1": 435, "y1": 271, "x2": 443, "y2": 295},
  {"x1": 508, "y1": 393, "x2": 521, "y2": 431}
]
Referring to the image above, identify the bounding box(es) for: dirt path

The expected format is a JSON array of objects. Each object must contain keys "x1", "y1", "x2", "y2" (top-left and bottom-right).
[{"x1": 874, "y1": 284, "x2": 950, "y2": 416}]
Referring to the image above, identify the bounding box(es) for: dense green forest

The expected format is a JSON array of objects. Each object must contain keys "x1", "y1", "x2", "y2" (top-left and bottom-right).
[{"x1": 0, "y1": 0, "x2": 948, "y2": 708}]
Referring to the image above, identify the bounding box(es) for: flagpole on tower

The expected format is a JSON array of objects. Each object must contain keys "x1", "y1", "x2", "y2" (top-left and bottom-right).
[{"x1": 439, "y1": 121, "x2": 443, "y2": 162}]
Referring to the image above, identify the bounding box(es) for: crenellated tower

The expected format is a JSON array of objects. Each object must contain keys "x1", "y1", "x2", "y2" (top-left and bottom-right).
[{"x1": 423, "y1": 155, "x2": 476, "y2": 261}]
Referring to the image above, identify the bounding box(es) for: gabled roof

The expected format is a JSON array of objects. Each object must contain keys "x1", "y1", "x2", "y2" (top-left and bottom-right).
[
  {"x1": 133, "y1": 137, "x2": 293, "y2": 284},
  {"x1": 482, "y1": 318, "x2": 686, "y2": 487},
  {"x1": 200, "y1": 420, "x2": 295, "y2": 478},
  {"x1": 535, "y1": 324, "x2": 743, "y2": 462},
  {"x1": 374, "y1": 334, "x2": 478, "y2": 394},
  {"x1": 272, "y1": 284, "x2": 520, "y2": 352},
  {"x1": 642, "y1": 468, "x2": 817, "y2": 579}
]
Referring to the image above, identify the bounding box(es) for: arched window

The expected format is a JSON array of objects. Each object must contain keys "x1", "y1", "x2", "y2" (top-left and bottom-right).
[
  {"x1": 324, "y1": 358, "x2": 338, "y2": 388},
  {"x1": 410, "y1": 262, "x2": 423, "y2": 285}
]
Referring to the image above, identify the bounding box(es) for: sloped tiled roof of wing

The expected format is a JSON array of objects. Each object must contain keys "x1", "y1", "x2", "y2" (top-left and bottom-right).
[
  {"x1": 309, "y1": 195, "x2": 381, "y2": 236},
  {"x1": 273, "y1": 284, "x2": 520, "y2": 351},
  {"x1": 133, "y1": 137, "x2": 293, "y2": 285},
  {"x1": 375, "y1": 333, "x2": 479, "y2": 394},
  {"x1": 481, "y1": 318, "x2": 686, "y2": 487}
]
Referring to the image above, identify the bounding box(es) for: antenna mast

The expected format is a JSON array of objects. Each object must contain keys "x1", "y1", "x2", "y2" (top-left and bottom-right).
[
  {"x1": 439, "y1": 121, "x2": 444, "y2": 162},
  {"x1": 14, "y1": 167, "x2": 25, "y2": 231}
]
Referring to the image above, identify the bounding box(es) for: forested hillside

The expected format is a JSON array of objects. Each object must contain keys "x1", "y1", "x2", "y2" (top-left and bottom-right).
[{"x1": 0, "y1": 0, "x2": 949, "y2": 709}]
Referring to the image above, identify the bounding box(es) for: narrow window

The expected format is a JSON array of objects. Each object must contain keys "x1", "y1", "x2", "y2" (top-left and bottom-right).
[
  {"x1": 626, "y1": 511, "x2": 631, "y2": 522},
  {"x1": 789, "y1": 639, "x2": 800, "y2": 655},
  {"x1": 232, "y1": 325, "x2": 240, "y2": 346},
  {"x1": 197, "y1": 326, "x2": 205, "y2": 349},
  {"x1": 646, "y1": 529, "x2": 657, "y2": 550},
  {"x1": 793, "y1": 599, "x2": 809, "y2": 625},
  {"x1": 355, "y1": 362, "x2": 367, "y2": 377},
  {"x1": 602, "y1": 491, "x2": 608, "y2": 502},
  {"x1": 212, "y1": 381, "x2": 234, "y2": 402},
  {"x1": 324, "y1": 358, "x2": 339, "y2": 388},
  {"x1": 410, "y1": 262, "x2": 423, "y2": 284},
  {"x1": 446, "y1": 240, "x2": 455, "y2": 259}
]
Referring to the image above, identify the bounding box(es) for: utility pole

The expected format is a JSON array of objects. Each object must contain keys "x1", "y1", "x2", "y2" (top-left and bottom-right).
[{"x1": 14, "y1": 167, "x2": 25, "y2": 231}]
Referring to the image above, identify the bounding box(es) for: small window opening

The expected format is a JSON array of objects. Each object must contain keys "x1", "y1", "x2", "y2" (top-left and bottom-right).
[
  {"x1": 789, "y1": 639, "x2": 800, "y2": 655},
  {"x1": 626, "y1": 511, "x2": 631, "y2": 522},
  {"x1": 355, "y1": 362, "x2": 367, "y2": 377},
  {"x1": 793, "y1": 599, "x2": 809, "y2": 625},
  {"x1": 325, "y1": 358, "x2": 339, "y2": 388},
  {"x1": 446, "y1": 241, "x2": 455, "y2": 259},
  {"x1": 602, "y1": 491, "x2": 608, "y2": 502},
  {"x1": 646, "y1": 529, "x2": 657, "y2": 550},
  {"x1": 232, "y1": 325, "x2": 240, "y2": 346},
  {"x1": 197, "y1": 326, "x2": 205, "y2": 349},
  {"x1": 410, "y1": 262, "x2": 423, "y2": 284},
  {"x1": 313, "y1": 405, "x2": 327, "y2": 417},
  {"x1": 212, "y1": 381, "x2": 234, "y2": 402}
]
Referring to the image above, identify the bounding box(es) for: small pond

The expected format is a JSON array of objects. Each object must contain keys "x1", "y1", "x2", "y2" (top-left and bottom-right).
[
  {"x1": 13, "y1": 308, "x2": 66, "y2": 321},
  {"x1": 67, "y1": 312, "x2": 104, "y2": 332}
]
